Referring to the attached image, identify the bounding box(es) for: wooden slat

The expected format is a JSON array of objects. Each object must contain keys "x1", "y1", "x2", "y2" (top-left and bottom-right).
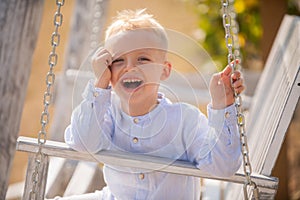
[
  {"x1": 246, "y1": 15, "x2": 300, "y2": 175},
  {"x1": 22, "y1": 153, "x2": 49, "y2": 200},
  {"x1": 45, "y1": 157, "x2": 78, "y2": 198},
  {"x1": 225, "y1": 14, "x2": 300, "y2": 200},
  {"x1": 6, "y1": 181, "x2": 24, "y2": 200},
  {"x1": 63, "y1": 162, "x2": 105, "y2": 197},
  {"x1": 16, "y1": 136, "x2": 278, "y2": 192}
]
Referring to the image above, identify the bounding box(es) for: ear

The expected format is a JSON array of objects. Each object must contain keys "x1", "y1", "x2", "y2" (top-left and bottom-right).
[{"x1": 160, "y1": 61, "x2": 172, "y2": 81}]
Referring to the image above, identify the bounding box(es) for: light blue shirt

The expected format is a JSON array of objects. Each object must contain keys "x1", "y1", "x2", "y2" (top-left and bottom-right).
[{"x1": 65, "y1": 80, "x2": 242, "y2": 200}]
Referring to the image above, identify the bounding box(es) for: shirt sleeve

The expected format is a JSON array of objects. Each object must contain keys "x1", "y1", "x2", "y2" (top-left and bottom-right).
[
  {"x1": 64, "y1": 80, "x2": 114, "y2": 153},
  {"x1": 186, "y1": 104, "x2": 242, "y2": 177}
]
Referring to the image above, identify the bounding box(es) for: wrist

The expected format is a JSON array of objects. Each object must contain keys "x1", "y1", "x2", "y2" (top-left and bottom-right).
[
  {"x1": 211, "y1": 99, "x2": 234, "y2": 110},
  {"x1": 211, "y1": 103, "x2": 225, "y2": 110},
  {"x1": 94, "y1": 78, "x2": 110, "y2": 89}
]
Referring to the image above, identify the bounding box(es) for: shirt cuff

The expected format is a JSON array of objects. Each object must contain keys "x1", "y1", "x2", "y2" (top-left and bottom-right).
[
  {"x1": 207, "y1": 104, "x2": 237, "y2": 130},
  {"x1": 82, "y1": 79, "x2": 112, "y2": 101}
]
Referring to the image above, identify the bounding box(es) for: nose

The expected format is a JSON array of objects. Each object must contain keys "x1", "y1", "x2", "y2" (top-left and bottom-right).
[{"x1": 124, "y1": 59, "x2": 136, "y2": 71}]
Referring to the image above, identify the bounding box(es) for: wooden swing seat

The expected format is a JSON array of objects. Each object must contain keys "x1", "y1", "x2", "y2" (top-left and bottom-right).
[
  {"x1": 15, "y1": 14, "x2": 300, "y2": 200},
  {"x1": 17, "y1": 136, "x2": 278, "y2": 198}
]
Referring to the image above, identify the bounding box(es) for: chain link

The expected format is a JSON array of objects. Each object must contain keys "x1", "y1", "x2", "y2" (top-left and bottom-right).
[
  {"x1": 90, "y1": 0, "x2": 104, "y2": 50},
  {"x1": 29, "y1": 0, "x2": 65, "y2": 199},
  {"x1": 220, "y1": 1, "x2": 259, "y2": 200}
]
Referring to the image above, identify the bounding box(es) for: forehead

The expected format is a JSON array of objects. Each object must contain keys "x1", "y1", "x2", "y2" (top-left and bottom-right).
[{"x1": 104, "y1": 29, "x2": 168, "y2": 58}]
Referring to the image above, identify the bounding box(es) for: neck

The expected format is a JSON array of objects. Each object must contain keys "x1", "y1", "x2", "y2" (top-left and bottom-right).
[{"x1": 121, "y1": 94, "x2": 158, "y2": 116}]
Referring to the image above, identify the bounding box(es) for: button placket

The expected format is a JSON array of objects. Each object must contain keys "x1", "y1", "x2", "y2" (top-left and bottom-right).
[
  {"x1": 139, "y1": 173, "x2": 145, "y2": 180},
  {"x1": 132, "y1": 117, "x2": 140, "y2": 145},
  {"x1": 133, "y1": 137, "x2": 139, "y2": 144},
  {"x1": 133, "y1": 118, "x2": 139, "y2": 124},
  {"x1": 93, "y1": 91, "x2": 99, "y2": 97},
  {"x1": 225, "y1": 111, "x2": 230, "y2": 118}
]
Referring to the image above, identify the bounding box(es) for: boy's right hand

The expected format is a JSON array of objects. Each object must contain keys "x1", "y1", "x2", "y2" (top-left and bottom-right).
[{"x1": 92, "y1": 47, "x2": 112, "y2": 89}]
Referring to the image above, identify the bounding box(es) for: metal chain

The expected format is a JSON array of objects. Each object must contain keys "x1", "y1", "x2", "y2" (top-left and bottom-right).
[
  {"x1": 90, "y1": 0, "x2": 103, "y2": 50},
  {"x1": 29, "y1": 0, "x2": 65, "y2": 199},
  {"x1": 220, "y1": 1, "x2": 259, "y2": 200}
]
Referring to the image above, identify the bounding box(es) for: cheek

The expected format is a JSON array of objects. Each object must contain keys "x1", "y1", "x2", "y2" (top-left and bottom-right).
[
  {"x1": 110, "y1": 67, "x2": 122, "y2": 83},
  {"x1": 139, "y1": 64, "x2": 164, "y2": 82}
]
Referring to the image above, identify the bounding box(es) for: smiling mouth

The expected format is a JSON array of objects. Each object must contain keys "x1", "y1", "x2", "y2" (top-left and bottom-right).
[{"x1": 122, "y1": 79, "x2": 143, "y2": 89}]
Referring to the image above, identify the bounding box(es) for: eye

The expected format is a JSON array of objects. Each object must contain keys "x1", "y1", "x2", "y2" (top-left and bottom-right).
[
  {"x1": 112, "y1": 58, "x2": 124, "y2": 64},
  {"x1": 137, "y1": 56, "x2": 151, "y2": 63}
]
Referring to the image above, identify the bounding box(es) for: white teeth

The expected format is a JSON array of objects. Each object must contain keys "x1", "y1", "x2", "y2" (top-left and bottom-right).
[{"x1": 123, "y1": 79, "x2": 142, "y2": 83}]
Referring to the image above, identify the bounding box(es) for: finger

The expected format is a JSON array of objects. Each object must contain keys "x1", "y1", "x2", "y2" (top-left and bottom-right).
[
  {"x1": 222, "y1": 65, "x2": 232, "y2": 76},
  {"x1": 222, "y1": 59, "x2": 239, "y2": 76},
  {"x1": 94, "y1": 51, "x2": 111, "y2": 60},
  {"x1": 232, "y1": 78, "x2": 243, "y2": 88},
  {"x1": 94, "y1": 52, "x2": 112, "y2": 65},
  {"x1": 94, "y1": 47, "x2": 111, "y2": 59},
  {"x1": 106, "y1": 55, "x2": 113, "y2": 67},
  {"x1": 234, "y1": 85, "x2": 245, "y2": 94},
  {"x1": 231, "y1": 70, "x2": 242, "y2": 81},
  {"x1": 93, "y1": 47, "x2": 106, "y2": 56}
]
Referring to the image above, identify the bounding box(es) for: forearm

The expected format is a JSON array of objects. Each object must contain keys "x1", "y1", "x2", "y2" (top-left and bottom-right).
[
  {"x1": 193, "y1": 105, "x2": 242, "y2": 177},
  {"x1": 65, "y1": 80, "x2": 113, "y2": 153}
]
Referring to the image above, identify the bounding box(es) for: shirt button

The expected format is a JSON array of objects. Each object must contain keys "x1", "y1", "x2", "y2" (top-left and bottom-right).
[
  {"x1": 133, "y1": 137, "x2": 138, "y2": 143},
  {"x1": 225, "y1": 112, "x2": 230, "y2": 118},
  {"x1": 139, "y1": 173, "x2": 145, "y2": 180},
  {"x1": 93, "y1": 91, "x2": 99, "y2": 97},
  {"x1": 133, "y1": 118, "x2": 139, "y2": 124}
]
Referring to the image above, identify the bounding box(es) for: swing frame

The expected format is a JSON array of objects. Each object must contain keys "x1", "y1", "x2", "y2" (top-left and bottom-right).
[
  {"x1": 14, "y1": 0, "x2": 300, "y2": 199},
  {"x1": 17, "y1": 136, "x2": 279, "y2": 199}
]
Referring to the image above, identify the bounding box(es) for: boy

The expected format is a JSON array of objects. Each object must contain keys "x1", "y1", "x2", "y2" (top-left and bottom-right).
[{"x1": 62, "y1": 9, "x2": 244, "y2": 200}]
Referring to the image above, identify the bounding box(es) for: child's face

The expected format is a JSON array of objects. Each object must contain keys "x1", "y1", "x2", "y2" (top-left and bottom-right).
[{"x1": 105, "y1": 30, "x2": 171, "y2": 104}]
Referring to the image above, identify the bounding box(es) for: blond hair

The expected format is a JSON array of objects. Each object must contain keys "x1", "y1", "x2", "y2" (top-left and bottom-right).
[{"x1": 105, "y1": 9, "x2": 168, "y2": 47}]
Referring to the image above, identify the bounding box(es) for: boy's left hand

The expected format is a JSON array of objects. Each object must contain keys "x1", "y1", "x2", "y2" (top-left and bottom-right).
[{"x1": 209, "y1": 63, "x2": 245, "y2": 109}]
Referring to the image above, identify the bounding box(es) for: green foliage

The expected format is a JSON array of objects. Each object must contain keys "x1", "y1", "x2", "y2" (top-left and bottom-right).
[
  {"x1": 190, "y1": 0, "x2": 299, "y2": 70},
  {"x1": 192, "y1": 0, "x2": 261, "y2": 70},
  {"x1": 288, "y1": 0, "x2": 300, "y2": 15}
]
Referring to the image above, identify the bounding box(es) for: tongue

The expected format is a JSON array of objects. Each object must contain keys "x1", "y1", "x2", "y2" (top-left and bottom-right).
[{"x1": 123, "y1": 81, "x2": 142, "y2": 89}]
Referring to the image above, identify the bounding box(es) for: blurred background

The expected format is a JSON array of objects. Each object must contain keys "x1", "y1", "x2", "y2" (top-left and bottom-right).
[{"x1": 5, "y1": 0, "x2": 300, "y2": 199}]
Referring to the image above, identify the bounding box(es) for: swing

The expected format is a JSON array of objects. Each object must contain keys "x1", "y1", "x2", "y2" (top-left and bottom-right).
[{"x1": 15, "y1": 0, "x2": 300, "y2": 199}]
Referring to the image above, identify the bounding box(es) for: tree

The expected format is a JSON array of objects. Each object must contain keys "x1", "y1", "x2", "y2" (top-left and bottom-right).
[
  {"x1": 0, "y1": 0, "x2": 44, "y2": 198},
  {"x1": 191, "y1": 0, "x2": 299, "y2": 69}
]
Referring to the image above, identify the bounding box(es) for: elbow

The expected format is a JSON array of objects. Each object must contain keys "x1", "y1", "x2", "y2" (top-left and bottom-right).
[
  {"x1": 64, "y1": 125, "x2": 94, "y2": 153},
  {"x1": 196, "y1": 153, "x2": 242, "y2": 178},
  {"x1": 211, "y1": 162, "x2": 240, "y2": 178},
  {"x1": 64, "y1": 126, "x2": 85, "y2": 152},
  {"x1": 64, "y1": 126, "x2": 75, "y2": 147},
  {"x1": 216, "y1": 143, "x2": 243, "y2": 177},
  {"x1": 218, "y1": 155, "x2": 242, "y2": 177},
  {"x1": 219, "y1": 163, "x2": 240, "y2": 177},
  {"x1": 64, "y1": 125, "x2": 110, "y2": 153}
]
